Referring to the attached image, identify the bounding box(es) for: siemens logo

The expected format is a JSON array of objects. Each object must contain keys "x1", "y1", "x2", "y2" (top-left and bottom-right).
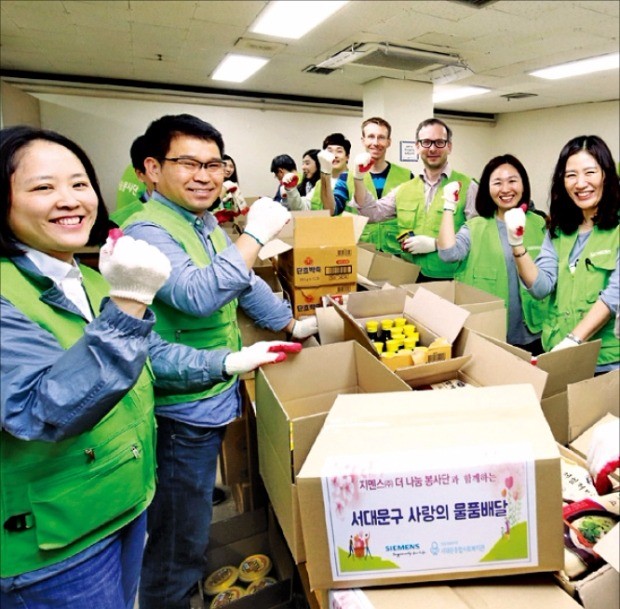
[{"x1": 386, "y1": 543, "x2": 420, "y2": 551}]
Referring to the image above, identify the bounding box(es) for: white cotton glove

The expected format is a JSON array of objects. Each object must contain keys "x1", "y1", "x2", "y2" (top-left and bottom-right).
[
  {"x1": 244, "y1": 197, "x2": 292, "y2": 245},
  {"x1": 222, "y1": 180, "x2": 238, "y2": 195},
  {"x1": 318, "y1": 149, "x2": 335, "y2": 175},
  {"x1": 551, "y1": 334, "x2": 581, "y2": 352},
  {"x1": 504, "y1": 206, "x2": 526, "y2": 247},
  {"x1": 291, "y1": 315, "x2": 319, "y2": 339},
  {"x1": 224, "y1": 341, "x2": 302, "y2": 375},
  {"x1": 587, "y1": 418, "x2": 620, "y2": 495},
  {"x1": 99, "y1": 229, "x2": 171, "y2": 305},
  {"x1": 401, "y1": 235, "x2": 437, "y2": 255},
  {"x1": 443, "y1": 180, "x2": 461, "y2": 213},
  {"x1": 353, "y1": 152, "x2": 374, "y2": 180}
]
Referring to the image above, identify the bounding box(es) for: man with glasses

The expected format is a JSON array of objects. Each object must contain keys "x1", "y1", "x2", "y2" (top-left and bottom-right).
[
  {"x1": 321, "y1": 117, "x2": 412, "y2": 255},
  {"x1": 120, "y1": 114, "x2": 318, "y2": 609},
  {"x1": 353, "y1": 117, "x2": 478, "y2": 281}
]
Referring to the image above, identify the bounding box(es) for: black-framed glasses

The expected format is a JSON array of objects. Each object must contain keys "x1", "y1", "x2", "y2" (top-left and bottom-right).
[
  {"x1": 417, "y1": 139, "x2": 449, "y2": 149},
  {"x1": 161, "y1": 157, "x2": 226, "y2": 174}
]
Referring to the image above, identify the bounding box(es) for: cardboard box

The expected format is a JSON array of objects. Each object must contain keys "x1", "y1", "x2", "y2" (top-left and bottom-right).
[
  {"x1": 203, "y1": 508, "x2": 294, "y2": 609},
  {"x1": 325, "y1": 575, "x2": 583, "y2": 609},
  {"x1": 398, "y1": 329, "x2": 548, "y2": 402},
  {"x1": 297, "y1": 385, "x2": 564, "y2": 590},
  {"x1": 259, "y1": 212, "x2": 367, "y2": 288},
  {"x1": 566, "y1": 369, "x2": 620, "y2": 453},
  {"x1": 479, "y1": 334, "x2": 601, "y2": 445},
  {"x1": 279, "y1": 274, "x2": 356, "y2": 320},
  {"x1": 256, "y1": 341, "x2": 411, "y2": 563},
  {"x1": 356, "y1": 246, "x2": 420, "y2": 290},
  {"x1": 555, "y1": 445, "x2": 620, "y2": 609},
  {"x1": 403, "y1": 280, "x2": 507, "y2": 342},
  {"x1": 331, "y1": 287, "x2": 470, "y2": 377}
]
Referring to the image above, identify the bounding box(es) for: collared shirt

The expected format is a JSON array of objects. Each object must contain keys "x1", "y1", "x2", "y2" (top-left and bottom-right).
[
  {"x1": 123, "y1": 191, "x2": 293, "y2": 426},
  {"x1": 24, "y1": 247, "x2": 93, "y2": 321},
  {"x1": 356, "y1": 162, "x2": 478, "y2": 222}
]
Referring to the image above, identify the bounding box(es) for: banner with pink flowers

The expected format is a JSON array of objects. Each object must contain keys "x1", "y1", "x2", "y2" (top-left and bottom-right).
[{"x1": 320, "y1": 443, "x2": 538, "y2": 580}]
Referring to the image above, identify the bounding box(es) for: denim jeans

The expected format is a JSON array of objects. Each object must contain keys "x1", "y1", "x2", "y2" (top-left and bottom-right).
[
  {"x1": 139, "y1": 416, "x2": 224, "y2": 609},
  {"x1": 1, "y1": 513, "x2": 146, "y2": 609}
]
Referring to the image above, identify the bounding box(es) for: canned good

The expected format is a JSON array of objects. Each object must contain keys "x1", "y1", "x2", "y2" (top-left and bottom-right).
[
  {"x1": 247, "y1": 577, "x2": 278, "y2": 594},
  {"x1": 209, "y1": 586, "x2": 246, "y2": 608},
  {"x1": 203, "y1": 566, "x2": 239, "y2": 596},
  {"x1": 238, "y1": 554, "x2": 272, "y2": 583}
]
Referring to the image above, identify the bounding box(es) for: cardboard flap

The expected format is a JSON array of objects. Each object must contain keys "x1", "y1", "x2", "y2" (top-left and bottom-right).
[
  {"x1": 329, "y1": 297, "x2": 377, "y2": 355},
  {"x1": 594, "y1": 523, "x2": 620, "y2": 572},
  {"x1": 406, "y1": 287, "x2": 470, "y2": 344},
  {"x1": 395, "y1": 354, "x2": 473, "y2": 385},
  {"x1": 536, "y1": 340, "x2": 601, "y2": 396},
  {"x1": 461, "y1": 330, "x2": 548, "y2": 401},
  {"x1": 294, "y1": 215, "x2": 355, "y2": 247},
  {"x1": 357, "y1": 247, "x2": 421, "y2": 287},
  {"x1": 340, "y1": 211, "x2": 368, "y2": 242},
  {"x1": 346, "y1": 287, "x2": 408, "y2": 318}
]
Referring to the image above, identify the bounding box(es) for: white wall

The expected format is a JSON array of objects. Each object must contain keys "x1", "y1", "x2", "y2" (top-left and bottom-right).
[{"x1": 14, "y1": 90, "x2": 620, "y2": 213}]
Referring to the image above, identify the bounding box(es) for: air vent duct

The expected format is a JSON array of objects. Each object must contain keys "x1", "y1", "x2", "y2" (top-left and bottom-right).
[
  {"x1": 315, "y1": 42, "x2": 467, "y2": 75},
  {"x1": 303, "y1": 64, "x2": 336, "y2": 75},
  {"x1": 448, "y1": 0, "x2": 500, "y2": 7},
  {"x1": 500, "y1": 92, "x2": 539, "y2": 100}
]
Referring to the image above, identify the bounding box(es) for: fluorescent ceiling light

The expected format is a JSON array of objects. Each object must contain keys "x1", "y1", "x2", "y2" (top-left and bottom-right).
[
  {"x1": 433, "y1": 86, "x2": 490, "y2": 103},
  {"x1": 250, "y1": 1, "x2": 348, "y2": 40},
  {"x1": 530, "y1": 52, "x2": 619, "y2": 80},
  {"x1": 211, "y1": 54, "x2": 269, "y2": 83}
]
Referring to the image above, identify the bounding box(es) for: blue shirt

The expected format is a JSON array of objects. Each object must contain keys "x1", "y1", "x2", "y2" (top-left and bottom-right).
[{"x1": 123, "y1": 191, "x2": 293, "y2": 426}]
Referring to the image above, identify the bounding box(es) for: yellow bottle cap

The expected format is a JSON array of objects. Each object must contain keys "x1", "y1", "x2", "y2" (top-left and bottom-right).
[
  {"x1": 393, "y1": 317, "x2": 407, "y2": 327},
  {"x1": 390, "y1": 328, "x2": 404, "y2": 338},
  {"x1": 238, "y1": 554, "x2": 272, "y2": 583},
  {"x1": 247, "y1": 577, "x2": 278, "y2": 595},
  {"x1": 386, "y1": 339, "x2": 399, "y2": 352},
  {"x1": 404, "y1": 337, "x2": 417, "y2": 350},
  {"x1": 210, "y1": 586, "x2": 246, "y2": 608},
  {"x1": 373, "y1": 341, "x2": 384, "y2": 354},
  {"x1": 380, "y1": 319, "x2": 394, "y2": 330},
  {"x1": 381, "y1": 351, "x2": 396, "y2": 359},
  {"x1": 403, "y1": 324, "x2": 416, "y2": 336},
  {"x1": 365, "y1": 320, "x2": 378, "y2": 332},
  {"x1": 204, "y1": 566, "x2": 239, "y2": 596}
]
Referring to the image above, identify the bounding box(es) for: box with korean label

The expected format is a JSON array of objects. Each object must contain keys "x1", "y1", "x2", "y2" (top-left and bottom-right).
[
  {"x1": 297, "y1": 384, "x2": 563, "y2": 590},
  {"x1": 279, "y1": 274, "x2": 356, "y2": 320}
]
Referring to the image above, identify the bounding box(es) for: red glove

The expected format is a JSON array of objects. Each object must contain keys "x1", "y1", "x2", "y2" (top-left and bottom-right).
[
  {"x1": 353, "y1": 152, "x2": 374, "y2": 179},
  {"x1": 281, "y1": 172, "x2": 299, "y2": 190},
  {"x1": 214, "y1": 209, "x2": 238, "y2": 224},
  {"x1": 442, "y1": 181, "x2": 461, "y2": 213},
  {"x1": 588, "y1": 418, "x2": 620, "y2": 495}
]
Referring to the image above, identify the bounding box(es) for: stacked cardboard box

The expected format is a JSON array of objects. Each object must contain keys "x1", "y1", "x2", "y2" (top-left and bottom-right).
[
  {"x1": 259, "y1": 212, "x2": 366, "y2": 319},
  {"x1": 297, "y1": 385, "x2": 564, "y2": 590}
]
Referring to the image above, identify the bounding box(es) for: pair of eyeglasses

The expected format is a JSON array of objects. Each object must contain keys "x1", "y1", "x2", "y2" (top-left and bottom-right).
[
  {"x1": 161, "y1": 157, "x2": 226, "y2": 174},
  {"x1": 417, "y1": 139, "x2": 449, "y2": 149}
]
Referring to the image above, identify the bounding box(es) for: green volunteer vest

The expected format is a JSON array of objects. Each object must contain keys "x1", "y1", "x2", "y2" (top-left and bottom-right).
[
  {"x1": 0, "y1": 260, "x2": 156, "y2": 577},
  {"x1": 456, "y1": 214, "x2": 549, "y2": 334},
  {"x1": 310, "y1": 183, "x2": 324, "y2": 210},
  {"x1": 396, "y1": 171, "x2": 472, "y2": 278},
  {"x1": 110, "y1": 198, "x2": 144, "y2": 226},
  {"x1": 122, "y1": 199, "x2": 242, "y2": 405},
  {"x1": 116, "y1": 163, "x2": 146, "y2": 210},
  {"x1": 345, "y1": 164, "x2": 411, "y2": 254},
  {"x1": 542, "y1": 226, "x2": 619, "y2": 366}
]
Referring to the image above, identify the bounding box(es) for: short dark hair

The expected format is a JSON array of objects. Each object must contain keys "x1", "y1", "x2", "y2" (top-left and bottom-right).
[
  {"x1": 475, "y1": 154, "x2": 531, "y2": 218},
  {"x1": 270, "y1": 154, "x2": 297, "y2": 173},
  {"x1": 415, "y1": 118, "x2": 452, "y2": 142},
  {"x1": 130, "y1": 134, "x2": 150, "y2": 173},
  {"x1": 322, "y1": 133, "x2": 351, "y2": 156},
  {"x1": 0, "y1": 125, "x2": 110, "y2": 257},
  {"x1": 549, "y1": 135, "x2": 619, "y2": 237},
  {"x1": 362, "y1": 117, "x2": 392, "y2": 138},
  {"x1": 143, "y1": 114, "x2": 225, "y2": 160}
]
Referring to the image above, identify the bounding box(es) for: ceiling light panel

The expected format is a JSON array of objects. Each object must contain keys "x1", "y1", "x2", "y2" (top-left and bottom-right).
[
  {"x1": 211, "y1": 54, "x2": 269, "y2": 83},
  {"x1": 433, "y1": 86, "x2": 490, "y2": 103},
  {"x1": 250, "y1": 1, "x2": 349, "y2": 40},
  {"x1": 530, "y1": 53, "x2": 619, "y2": 80}
]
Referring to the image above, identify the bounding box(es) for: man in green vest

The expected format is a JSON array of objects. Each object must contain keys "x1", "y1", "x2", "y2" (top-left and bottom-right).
[
  {"x1": 353, "y1": 117, "x2": 479, "y2": 281},
  {"x1": 120, "y1": 114, "x2": 319, "y2": 609},
  {"x1": 321, "y1": 117, "x2": 412, "y2": 255}
]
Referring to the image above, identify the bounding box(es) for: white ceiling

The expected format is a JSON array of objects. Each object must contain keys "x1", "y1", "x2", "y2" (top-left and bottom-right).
[{"x1": 1, "y1": 0, "x2": 619, "y2": 115}]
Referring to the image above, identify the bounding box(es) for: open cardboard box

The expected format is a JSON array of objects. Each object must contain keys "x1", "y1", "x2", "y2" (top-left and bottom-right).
[
  {"x1": 556, "y1": 444, "x2": 620, "y2": 609},
  {"x1": 478, "y1": 333, "x2": 601, "y2": 445},
  {"x1": 258, "y1": 212, "x2": 367, "y2": 288},
  {"x1": 202, "y1": 508, "x2": 294, "y2": 609},
  {"x1": 330, "y1": 287, "x2": 471, "y2": 378},
  {"x1": 255, "y1": 341, "x2": 411, "y2": 563},
  {"x1": 279, "y1": 274, "x2": 356, "y2": 320},
  {"x1": 403, "y1": 280, "x2": 506, "y2": 341},
  {"x1": 324, "y1": 574, "x2": 583, "y2": 609},
  {"x1": 356, "y1": 246, "x2": 420, "y2": 290},
  {"x1": 397, "y1": 329, "x2": 548, "y2": 402},
  {"x1": 297, "y1": 384, "x2": 564, "y2": 590}
]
